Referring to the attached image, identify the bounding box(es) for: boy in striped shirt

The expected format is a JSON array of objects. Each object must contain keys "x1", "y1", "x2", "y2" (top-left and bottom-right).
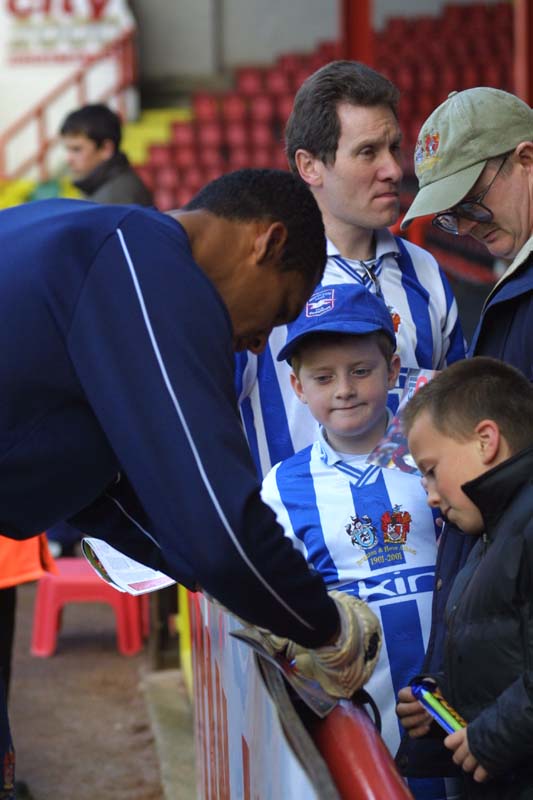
[{"x1": 261, "y1": 283, "x2": 461, "y2": 800}]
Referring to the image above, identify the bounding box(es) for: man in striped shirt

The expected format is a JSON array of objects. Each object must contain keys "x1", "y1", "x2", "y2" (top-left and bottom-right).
[{"x1": 236, "y1": 61, "x2": 465, "y2": 479}]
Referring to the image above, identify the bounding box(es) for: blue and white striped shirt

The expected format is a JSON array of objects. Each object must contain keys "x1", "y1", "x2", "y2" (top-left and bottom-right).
[
  {"x1": 236, "y1": 229, "x2": 465, "y2": 478},
  {"x1": 261, "y1": 429, "x2": 438, "y2": 757}
]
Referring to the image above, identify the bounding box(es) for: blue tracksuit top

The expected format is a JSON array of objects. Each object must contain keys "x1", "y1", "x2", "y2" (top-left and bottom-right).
[{"x1": 0, "y1": 198, "x2": 338, "y2": 647}]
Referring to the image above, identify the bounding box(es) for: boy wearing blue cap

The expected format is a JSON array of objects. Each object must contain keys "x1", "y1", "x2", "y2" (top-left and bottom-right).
[{"x1": 261, "y1": 284, "x2": 461, "y2": 800}]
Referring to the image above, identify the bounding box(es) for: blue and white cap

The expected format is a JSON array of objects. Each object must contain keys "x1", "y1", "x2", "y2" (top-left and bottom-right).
[{"x1": 277, "y1": 283, "x2": 396, "y2": 362}]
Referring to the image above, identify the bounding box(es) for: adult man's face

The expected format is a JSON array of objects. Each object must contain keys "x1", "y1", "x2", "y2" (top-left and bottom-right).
[
  {"x1": 452, "y1": 150, "x2": 533, "y2": 261},
  {"x1": 311, "y1": 103, "x2": 403, "y2": 235},
  {"x1": 62, "y1": 133, "x2": 112, "y2": 180}
]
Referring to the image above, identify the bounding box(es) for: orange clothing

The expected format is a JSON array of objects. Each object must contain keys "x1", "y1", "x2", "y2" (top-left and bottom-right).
[{"x1": 0, "y1": 534, "x2": 57, "y2": 589}]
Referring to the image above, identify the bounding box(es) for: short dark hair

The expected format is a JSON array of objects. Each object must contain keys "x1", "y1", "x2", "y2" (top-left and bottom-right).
[
  {"x1": 402, "y1": 356, "x2": 533, "y2": 453},
  {"x1": 184, "y1": 169, "x2": 326, "y2": 284},
  {"x1": 60, "y1": 104, "x2": 122, "y2": 150},
  {"x1": 290, "y1": 330, "x2": 395, "y2": 376},
  {"x1": 285, "y1": 60, "x2": 400, "y2": 174}
]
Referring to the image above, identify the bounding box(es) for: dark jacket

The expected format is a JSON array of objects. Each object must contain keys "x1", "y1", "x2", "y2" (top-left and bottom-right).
[
  {"x1": 0, "y1": 199, "x2": 338, "y2": 648},
  {"x1": 75, "y1": 151, "x2": 153, "y2": 206},
  {"x1": 440, "y1": 446, "x2": 533, "y2": 799},
  {"x1": 395, "y1": 523, "x2": 475, "y2": 780},
  {"x1": 468, "y1": 248, "x2": 533, "y2": 380}
]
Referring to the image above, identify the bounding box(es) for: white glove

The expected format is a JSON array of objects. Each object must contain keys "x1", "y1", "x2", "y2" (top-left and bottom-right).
[
  {"x1": 288, "y1": 591, "x2": 381, "y2": 698},
  {"x1": 246, "y1": 591, "x2": 382, "y2": 699}
]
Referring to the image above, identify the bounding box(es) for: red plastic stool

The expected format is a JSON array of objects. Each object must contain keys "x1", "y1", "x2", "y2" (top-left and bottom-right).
[{"x1": 31, "y1": 557, "x2": 147, "y2": 657}]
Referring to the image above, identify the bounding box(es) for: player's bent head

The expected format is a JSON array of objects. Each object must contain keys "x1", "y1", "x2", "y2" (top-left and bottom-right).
[
  {"x1": 285, "y1": 60, "x2": 399, "y2": 174},
  {"x1": 402, "y1": 356, "x2": 533, "y2": 454},
  {"x1": 60, "y1": 103, "x2": 122, "y2": 150},
  {"x1": 184, "y1": 168, "x2": 327, "y2": 285}
]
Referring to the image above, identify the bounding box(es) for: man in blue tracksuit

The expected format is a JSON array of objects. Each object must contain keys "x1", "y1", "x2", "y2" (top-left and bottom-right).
[{"x1": 0, "y1": 169, "x2": 381, "y2": 794}]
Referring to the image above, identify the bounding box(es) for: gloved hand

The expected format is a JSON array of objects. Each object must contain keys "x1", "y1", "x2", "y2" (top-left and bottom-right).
[{"x1": 248, "y1": 591, "x2": 382, "y2": 699}]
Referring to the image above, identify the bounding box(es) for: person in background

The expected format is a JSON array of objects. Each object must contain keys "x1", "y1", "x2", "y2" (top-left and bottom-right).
[
  {"x1": 60, "y1": 103, "x2": 153, "y2": 206},
  {"x1": 236, "y1": 60, "x2": 465, "y2": 480},
  {"x1": 261, "y1": 284, "x2": 461, "y2": 800},
  {"x1": 53, "y1": 102, "x2": 155, "y2": 557},
  {"x1": 398, "y1": 357, "x2": 533, "y2": 800}
]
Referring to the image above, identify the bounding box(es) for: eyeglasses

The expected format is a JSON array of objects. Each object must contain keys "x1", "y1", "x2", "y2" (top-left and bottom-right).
[{"x1": 432, "y1": 154, "x2": 509, "y2": 235}]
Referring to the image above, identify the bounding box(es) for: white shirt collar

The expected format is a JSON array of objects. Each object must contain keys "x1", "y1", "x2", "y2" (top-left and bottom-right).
[
  {"x1": 317, "y1": 409, "x2": 393, "y2": 467},
  {"x1": 326, "y1": 227, "x2": 399, "y2": 261}
]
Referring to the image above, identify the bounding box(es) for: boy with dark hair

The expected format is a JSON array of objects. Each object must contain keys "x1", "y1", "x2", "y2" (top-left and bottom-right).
[
  {"x1": 397, "y1": 357, "x2": 533, "y2": 799},
  {"x1": 60, "y1": 103, "x2": 153, "y2": 205},
  {"x1": 262, "y1": 283, "x2": 461, "y2": 800}
]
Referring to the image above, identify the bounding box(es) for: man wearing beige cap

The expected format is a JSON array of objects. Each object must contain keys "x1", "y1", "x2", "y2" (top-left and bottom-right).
[
  {"x1": 402, "y1": 86, "x2": 533, "y2": 375},
  {"x1": 396, "y1": 86, "x2": 533, "y2": 789}
]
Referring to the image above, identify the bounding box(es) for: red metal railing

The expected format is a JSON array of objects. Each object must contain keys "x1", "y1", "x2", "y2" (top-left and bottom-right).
[{"x1": 0, "y1": 28, "x2": 136, "y2": 181}]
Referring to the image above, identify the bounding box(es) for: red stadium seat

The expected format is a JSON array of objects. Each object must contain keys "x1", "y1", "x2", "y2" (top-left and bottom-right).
[
  {"x1": 271, "y1": 146, "x2": 289, "y2": 171},
  {"x1": 235, "y1": 67, "x2": 264, "y2": 96},
  {"x1": 276, "y1": 52, "x2": 310, "y2": 74},
  {"x1": 174, "y1": 145, "x2": 197, "y2": 169},
  {"x1": 220, "y1": 92, "x2": 248, "y2": 123},
  {"x1": 248, "y1": 94, "x2": 276, "y2": 123},
  {"x1": 202, "y1": 165, "x2": 225, "y2": 183},
  {"x1": 181, "y1": 166, "x2": 205, "y2": 193},
  {"x1": 250, "y1": 147, "x2": 274, "y2": 168},
  {"x1": 134, "y1": 165, "x2": 155, "y2": 191},
  {"x1": 192, "y1": 93, "x2": 220, "y2": 122},
  {"x1": 147, "y1": 143, "x2": 174, "y2": 168},
  {"x1": 225, "y1": 122, "x2": 249, "y2": 149},
  {"x1": 197, "y1": 147, "x2": 225, "y2": 170},
  {"x1": 292, "y1": 67, "x2": 312, "y2": 90},
  {"x1": 264, "y1": 68, "x2": 292, "y2": 96},
  {"x1": 276, "y1": 94, "x2": 294, "y2": 128},
  {"x1": 227, "y1": 146, "x2": 252, "y2": 170},
  {"x1": 155, "y1": 166, "x2": 180, "y2": 190},
  {"x1": 153, "y1": 188, "x2": 177, "y2": 211},
  {"x1": 197, "y1": 121, "x2": 224, "y2": 148},
  {"x1": 249, "y1": 122, "x2": 274, "y2": 148},
  {"x1": 174, "y1": 186, "x2": 195, "y2": 208},
  {"x1": 171, "y1": 121, "x2": 196, "y2": 147}
]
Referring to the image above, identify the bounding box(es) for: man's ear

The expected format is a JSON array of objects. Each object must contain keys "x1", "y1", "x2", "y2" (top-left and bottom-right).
[
  {"x1": 290, "y1": 370, "x2": 307, "y2": 403},
  {"x1": 294, "y1": 149, "x2": 324, "y2": 188},
  {"x1": 475, "y1": 419, "x2": 506, "y2": 465},
  {"x1": 515, "y1": 141, "x2": 533, "y2": 169},
  {"x1": 254, "y1": 221, "x2": 288, "y2": 266}
]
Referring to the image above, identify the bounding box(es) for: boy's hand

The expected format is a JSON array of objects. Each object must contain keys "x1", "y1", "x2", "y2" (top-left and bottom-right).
[
  {"x1": 444, "y1": 727, "x2": 489, "y2": 783},
  {"x1": 396, "y1": 686, "x2": 433, "y2": 737}
]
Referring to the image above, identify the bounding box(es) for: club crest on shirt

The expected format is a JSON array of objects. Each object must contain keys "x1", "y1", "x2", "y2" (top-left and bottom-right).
[
  {"x1": 381, "y1": 504, "x2": 411, "y2": 544},
  {"x1": 345, "y1": 514, "x2": 377, "y2": 549}
]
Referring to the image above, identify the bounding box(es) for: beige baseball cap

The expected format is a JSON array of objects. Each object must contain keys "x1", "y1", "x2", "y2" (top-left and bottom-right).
[{"x1": 401, "y1": 87, "x2": 533, "y2": 229}]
